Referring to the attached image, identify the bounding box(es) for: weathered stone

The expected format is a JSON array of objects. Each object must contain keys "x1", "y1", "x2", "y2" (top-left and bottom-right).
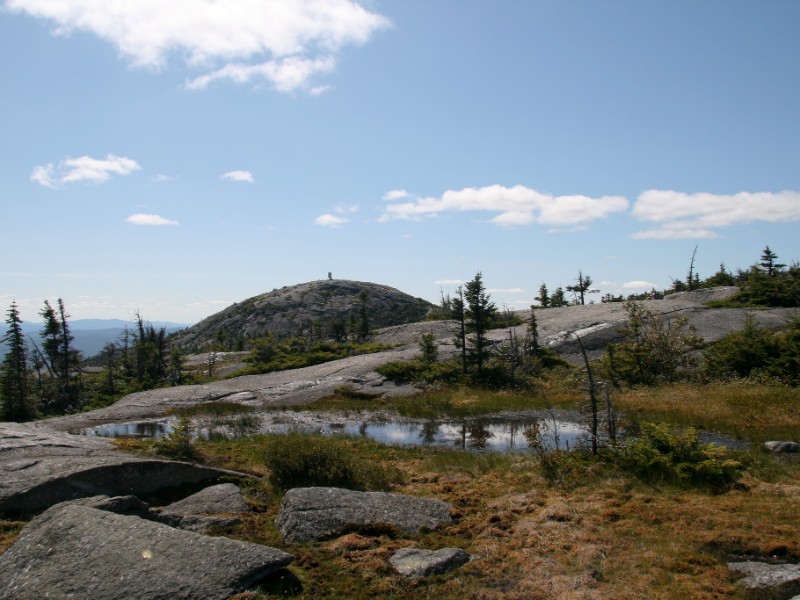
[
  {"x1": 0, "y1": 422, "x2": 248, "y2": 516},
  {"x1": 764, "y1": 441, "x2": 800, "y2": 453},
  {"x1": 0, "y1": 504, "x2": 293, "y2": 600},
  {"x1": 728, "y1": 561, "x2": 800, "y2": 599},
  {"x1": 275, "y1": 487, "x2": 452, "y2": 543},
  {"x1": 66, "y1": 494, "x2": 153, "y2": 517},
  {"x1": 159, "y1": 483, "x2": 248, "y2": 516},
  {"x1": 163, "y1": 514, "x2": 242, "y2": 534},
  {"x1": 390, "y1": 547, "x2": 471, "y2": 578}
]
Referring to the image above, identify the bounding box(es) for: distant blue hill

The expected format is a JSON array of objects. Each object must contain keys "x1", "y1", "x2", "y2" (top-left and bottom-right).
[{"x1": 0, "y1": 319, "x2": 192, "y2": 359}]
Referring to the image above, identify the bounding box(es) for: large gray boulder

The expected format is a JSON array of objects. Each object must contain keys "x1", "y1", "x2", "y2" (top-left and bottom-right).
[
  {"x1": 157, "y1": 483, "x2": 249, "y2": 533},
  {"x1": 728, "y1": 561, "x2": 800, "y2": 599},
  {"x1": 390, "y1": 547, "x2": 471, "y2": 578},
  {"x1": 275, "y1": 487, "x2": 452, "y2": 543},
  {"x1": 0, "y1": 422, "x2": 247, "y2": 516},
  {"x1": 0, "y1": 504, "x2": 293, "y2": 600},
  {"x1": 159, "y1": 483, "x2": 249, "y2": 516}
]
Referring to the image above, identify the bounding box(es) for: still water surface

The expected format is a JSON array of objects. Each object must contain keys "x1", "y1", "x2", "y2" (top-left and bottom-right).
[{"x1": 79, "y1": 410, "x2": 594, "y2": 452}]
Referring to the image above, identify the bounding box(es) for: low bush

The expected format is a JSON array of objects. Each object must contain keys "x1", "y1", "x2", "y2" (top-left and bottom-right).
[
  {"x1": 614, "y1": 422, "x2": 743, "y2": 489},
  {"x1": 376, "y1": 358, "x2": 464, "y2": 385},
  {"x1": 263, "y1": 434, "x2": 401, "y2": 492},
  {"x1": 153, "y1": 416, "x2": 199, "y2": 461},
  {"x1": 702, "y1": 316, "x2": 800, "y2": 385}
]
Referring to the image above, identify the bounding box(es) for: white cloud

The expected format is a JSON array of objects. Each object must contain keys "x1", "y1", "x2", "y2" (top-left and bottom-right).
[
  {"x1": 434, "y1": 279, "x2": 464, "y2": 286},
  {"x1": 383, "y1": 189, "x2": 410, "y2": 201},
  {"x1": 488, "y1": 288, "x2": 524, "y2": 294},
  {"x1": 30, "y1": 154, "x2": 141, "y2": 188},
  {"x1": 334, "y1": 204, "x2": 358, "y2": 214},
  {"x1": 221, "y1": 170, "x2": 255, "y2": 183},
  {"x1": 379, "y1": 184, "x2": 629, "y2": 227},
  {"x1": 622, "y1": 280, "x2": 659, "y2": 290},
  {"x1": 314, "y1": 213, "x2": 348, "y2": 228},
  {"x1": 30, "y1": 164, "x2": 57, "y2": 188},
  {"x1": 7, "y1": 0, "x2": 390, "y2": 94},
  {"x1": 631, "y1": 189, "x2": 800, "y2": 239},
  {"x1": 188, "y1": 55, "x2": 336, "y2": 92},
  {"x1": 153, "y1": 174, "x2": 175, "y2": 182},
  {"x1": 125, "y1": 213, "x2": 179, "y2": 226},
  {"x1": 631, "y1": 227, "x2": 719, "y2": 240}
]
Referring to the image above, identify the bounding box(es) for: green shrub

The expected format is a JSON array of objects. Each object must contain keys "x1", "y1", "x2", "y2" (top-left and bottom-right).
[
  {"x1": 376, "y1": 359, "x2": 464, "y2": 385},
  {"x1": 703, "y1": 317, "x2": 800, "y2": 385},
  {"x1": 615, "y1": 422, "x2": 743, "y2": 489},
  {"x1": 153, "y1": 416, "x2": 199, "y2": 461},
  {"x1": 264, "y1": 434, "x2": 400, "y2": 492},
  {"x1": 601, "y1": 302, "x2": 703, "y2": 386}
]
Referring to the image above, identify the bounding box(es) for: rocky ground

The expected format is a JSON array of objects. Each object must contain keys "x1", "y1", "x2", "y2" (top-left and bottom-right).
[
  {"x1": 1, "y1": 287, "x2": 798, "y2": 599},
  {"x1": 44, "y1": 287, "x2": 797, "y2": 433}
]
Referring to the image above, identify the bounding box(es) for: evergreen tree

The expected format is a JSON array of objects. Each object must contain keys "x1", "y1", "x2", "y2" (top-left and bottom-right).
[
  {"x1": 357, "y1": 289, "x2": 371, "y2": 341},
  {"x1": 37, "y1": 299, "x2": 81, "y2": 414},
  {"x1": 566, "y1": 271, "x2": 598, "y2": 305},
  {"x1": 1, "y1": 302, "x2": 35, "y2": 421},
  {"x1": 452, "y1": 286, "x2": 467, "y2": 374},
  {"x1": 549, "y1": 286, "x2": 567, "y2": 307},
  {"x1": 464, "y1": 272, "x2": 497, "y2": 376},
  {"x1": 536, "y1": 283, "x2": 550, "y2": 308},
  {"x1": 759, "y1": 246, "x2": 785, "y2": 277}
]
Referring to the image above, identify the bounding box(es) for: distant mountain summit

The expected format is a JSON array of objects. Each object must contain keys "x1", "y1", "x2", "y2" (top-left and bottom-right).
[{"x1": 171, "y1": 280, "x2": 435, "y2": 351}]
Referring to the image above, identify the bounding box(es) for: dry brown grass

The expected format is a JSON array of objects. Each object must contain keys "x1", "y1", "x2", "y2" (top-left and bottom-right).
[{"x1": 615, "y1": 382, "x2": 800, "y2": 441}]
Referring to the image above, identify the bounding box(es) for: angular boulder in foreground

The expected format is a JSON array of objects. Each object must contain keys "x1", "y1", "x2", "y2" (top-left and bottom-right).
[
  {"x1": 275, "y1": 486, "x2": 452, "y2": 543},
  {"x1": 0, "y1": 504, "x2": 293, "y2": 600}
]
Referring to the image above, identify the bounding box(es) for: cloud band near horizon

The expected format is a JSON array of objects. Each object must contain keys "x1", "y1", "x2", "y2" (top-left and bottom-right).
[{"x1": 379, "y1": 185, "x2": 800, "y2": 239}]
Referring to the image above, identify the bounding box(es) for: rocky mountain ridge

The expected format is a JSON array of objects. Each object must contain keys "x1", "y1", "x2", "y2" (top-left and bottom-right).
[{"x1": 171, "y1": 279, "x2": 435, "y2": 351}]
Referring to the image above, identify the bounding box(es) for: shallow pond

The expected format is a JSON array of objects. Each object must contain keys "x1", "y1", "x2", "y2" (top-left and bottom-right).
[{"x1": 78, "y1": 410, "x2": 595, "y2": 452}]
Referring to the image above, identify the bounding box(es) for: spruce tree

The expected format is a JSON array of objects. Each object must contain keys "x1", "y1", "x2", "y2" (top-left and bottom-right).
[
  {"x1": 451, "y1": 286, "x2": 467, "y2": 374},
  {"x1": 537, "y1": 283, "x2": 550, "y2": 308},
  {"x1": 464, "y1": 272, "x2": 497, "y2": 377},
  {"x1": 1, "y1": 302, "x2": 35, "y2": 421},
  {"x1": 566, "y1": 271, "x2": 598, "y2": 305},
  {"x1": 759, "y1": 246, "x2": 785, "y2": 277}
]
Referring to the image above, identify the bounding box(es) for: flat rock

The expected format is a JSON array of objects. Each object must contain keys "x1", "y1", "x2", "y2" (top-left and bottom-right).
[
  {"x1": 728, "y1": 561, "x2": 800, "y2": 599},
  {"x1": 275, "y1": 487, "x2": 452, "y2": 543},
  {"x1": 66, "y1": 494, "x2": 153, "y2": 517},
  {"x1": 0, "y1": 422, "x2": 246, "y2": 516},
  {"x1": 0, "y1": 504, "x2": 292, "y2": 600},
  {"x1": 764, "y1": 441, "x2": 800, "y2": 453},
  {"x1": 159, "y1": 483, "x2": 248, "y2": 516},
  {"x1": 390, "y1": 547, "x2": 471, "y2": 578}
]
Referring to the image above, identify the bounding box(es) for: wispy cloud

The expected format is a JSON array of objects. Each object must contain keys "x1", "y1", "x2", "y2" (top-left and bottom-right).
[
  {"x1": 434, "y1": 279, "x2": 464, "y2": 286},
  {"x1": 6, "y1": 0, "x2": 391, "y2": 94},
  {"x1": 31, "y1": 154, "x2": 140, "y2": 188},
  {"x1": 378, "y1": 184, "x2": 629, "y2": 227},
  {"x1": 631, "y1": 189, "x2": 800, "y2": 239},
  {"x1": 125, "y1": 213, "x2": 179, "y2": 226},
  {"x1": 622, "y1": 280, "x2": 659, "y2": 290},
  {"x1": 383, "y1": 189, "x2": 410, "y2": 201},
  {"x1": 488, "y1": 287, "x2": 524, "y2": 294},
  {"x1": 314, "y1": 213, "x2": 348, "y2": 228},
  {"x1": 334, "y1": 204, "x2": 358, "y2": 214},
  {"x1": 221, "y1": 170, "x2": 255, "y2": 183}
]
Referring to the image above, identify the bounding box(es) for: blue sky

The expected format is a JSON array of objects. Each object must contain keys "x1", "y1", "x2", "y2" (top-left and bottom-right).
[{"x1": 2, "y1": 0, "x2": 799, "y2": 324}]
